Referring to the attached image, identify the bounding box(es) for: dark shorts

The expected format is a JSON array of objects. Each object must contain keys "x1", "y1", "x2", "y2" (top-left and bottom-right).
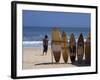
[{"x1": 43, "y1": 45, "x2": 48, "y2": 52}]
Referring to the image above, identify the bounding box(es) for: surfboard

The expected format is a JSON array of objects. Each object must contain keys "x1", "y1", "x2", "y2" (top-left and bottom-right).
[
  {"x1": 61, "y1": 32, "x2": 68, "y2": 63},
  {"x1": 85, "y1": 33, "x2": 91, "y2": 65},
  {"x1": 77, "y1": 33, "x2": 84, "y2": 63},
  {"x1": 51, "y1": 28, "x2": 61, "y2": 63},
  {"x1": 69, "y1": 33, "x2": 76, "y2": 63}
]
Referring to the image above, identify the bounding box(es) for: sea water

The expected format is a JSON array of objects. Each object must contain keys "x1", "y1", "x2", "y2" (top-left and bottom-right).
[{"x1": 23, "y1": 26, "x2": 90, "y2": 48}]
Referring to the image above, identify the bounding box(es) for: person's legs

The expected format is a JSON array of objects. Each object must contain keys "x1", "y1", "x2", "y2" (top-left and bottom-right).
[
  {"x1": 42, "y1": 45, "x2": 45, "y2": 55},
  {"x1": 43, "y1": 45, "x2": 48, "y2": 55},
  {"x1": 45, "y1": 46, "x2": 48, "y2": 55}
]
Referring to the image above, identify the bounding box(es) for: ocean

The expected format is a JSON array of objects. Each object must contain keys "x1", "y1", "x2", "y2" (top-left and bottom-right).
[{"x1": 23, "y1": 26, "x2": 90, "y2": 48}]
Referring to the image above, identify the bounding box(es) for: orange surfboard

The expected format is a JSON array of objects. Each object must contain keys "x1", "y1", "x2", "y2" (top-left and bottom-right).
[{"x1": 61, "y1": 32, "x2": 68, "y2": 63}]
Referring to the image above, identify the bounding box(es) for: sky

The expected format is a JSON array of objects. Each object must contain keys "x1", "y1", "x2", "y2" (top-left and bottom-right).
[{"x1": 23, "y1": 10, "x2": 90, "y2": 28}]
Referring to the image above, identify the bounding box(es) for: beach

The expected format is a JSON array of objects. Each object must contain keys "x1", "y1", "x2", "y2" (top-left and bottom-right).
[
  {"x1": 22, "y1": 48, "x2": 77, "y2": 69},
  {"x1": 22, "y1": 11, "x2": 90, "y2": 70}
]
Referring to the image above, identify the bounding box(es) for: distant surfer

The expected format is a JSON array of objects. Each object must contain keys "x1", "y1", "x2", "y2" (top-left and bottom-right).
[{"x1": 42, "y1": 35, "x2": 48, "y2": 55}]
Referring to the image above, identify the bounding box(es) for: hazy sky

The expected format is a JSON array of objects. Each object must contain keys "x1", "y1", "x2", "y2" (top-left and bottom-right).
[{"x1": 23, "y1": 10, "x2": 90, "y2": 27}]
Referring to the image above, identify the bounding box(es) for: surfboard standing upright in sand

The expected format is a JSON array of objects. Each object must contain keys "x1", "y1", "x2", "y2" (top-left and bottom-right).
[
  {"x1": 61, "y1": 32, "x2": 68, "y2": 63},
  {"x1": 77, "y1": 33, "x2": 84, "y2": 63},
  {"x1": 51, "y1": 28, "x2": 61, "y2": 63},
  {"x1": 85, "y1": 33, "x2": 91, "y2": 65},
  {"x1": 69, "y1": 33, "x2": 76, "y2": 63}
]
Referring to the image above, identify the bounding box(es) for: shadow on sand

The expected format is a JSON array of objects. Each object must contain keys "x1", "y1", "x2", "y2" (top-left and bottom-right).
[
  {"x1": 72, "y1": 60, "x2": 91, "y2": 67},
  {"x1": 35, "y1": 62, "x2": 71, "y2": 65},
  {"x1": 35, "y1": 60, "x2": 91, "y2": 67}
]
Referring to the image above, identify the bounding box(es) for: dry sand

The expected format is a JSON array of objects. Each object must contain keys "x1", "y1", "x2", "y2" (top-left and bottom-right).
[{"x1": 22, "y1": 48, "x2": 78, "y2": 69}]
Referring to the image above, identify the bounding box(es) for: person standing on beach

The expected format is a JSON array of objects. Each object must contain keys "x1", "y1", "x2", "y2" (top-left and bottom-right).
[{"x1": 43, "y1": 35, "x2": 48, "y2": 55}]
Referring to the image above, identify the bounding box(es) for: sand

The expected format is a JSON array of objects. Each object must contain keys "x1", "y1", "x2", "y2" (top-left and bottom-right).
[{"x1": 22, "y1": 48, "x2": 78, "y2": 69}]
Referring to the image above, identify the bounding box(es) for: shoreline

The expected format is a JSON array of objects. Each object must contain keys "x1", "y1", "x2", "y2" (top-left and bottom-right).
[{"x1": 23, "y1": 38, "x2": 87, "y2": 48}]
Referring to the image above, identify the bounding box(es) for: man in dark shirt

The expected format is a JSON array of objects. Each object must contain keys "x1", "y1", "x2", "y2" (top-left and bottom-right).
[{"x1": 43, "y1": 35, "x2": 48, "y2": 55}]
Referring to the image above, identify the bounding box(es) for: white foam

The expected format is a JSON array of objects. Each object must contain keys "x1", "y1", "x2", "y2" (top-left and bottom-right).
[
  {"x1": 23, "y1": 39, "x2": 86, "y2": 48},
  {"x1": 23, "y1": 41, "x2": 51, "y2": 48},
  {"x1": 23, "y1": 41, "x2": 42, "y2": 44}
]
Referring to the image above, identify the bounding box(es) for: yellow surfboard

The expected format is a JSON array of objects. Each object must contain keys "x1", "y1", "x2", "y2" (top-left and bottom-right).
[
  {"x1": 51, "y1": 28, "x2": 61, "y2": 63},
  {"x1": 85, "y1": 33, "x2": 91, "y2": 65},
  {"x1": 61, "y1": 32, "x2": 68, "y2": 63}
]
